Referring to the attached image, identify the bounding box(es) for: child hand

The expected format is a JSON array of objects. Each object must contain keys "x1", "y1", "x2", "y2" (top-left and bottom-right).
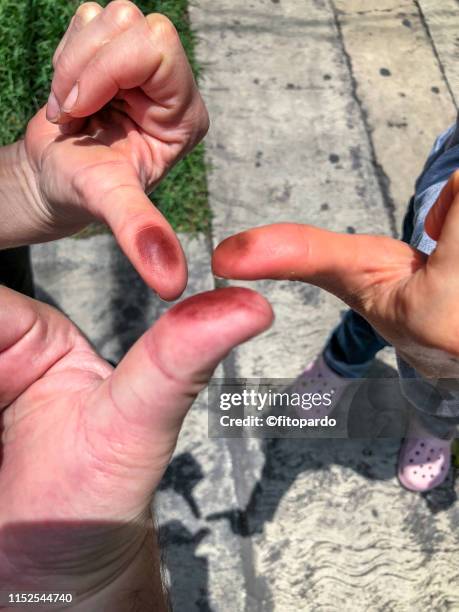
[{"x1": 213, "y1": 171, "x2": 459, "y2": 379}]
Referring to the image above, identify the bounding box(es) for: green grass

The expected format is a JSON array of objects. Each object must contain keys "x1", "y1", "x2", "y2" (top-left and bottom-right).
[{"x1": 0, "y1": 0, "x2": 209, "y2": 234}]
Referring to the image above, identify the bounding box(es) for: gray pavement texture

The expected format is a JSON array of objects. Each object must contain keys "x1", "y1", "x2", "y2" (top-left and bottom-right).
[{"x1": 31, "y1": 1, "x2": 459, "y2": 610}]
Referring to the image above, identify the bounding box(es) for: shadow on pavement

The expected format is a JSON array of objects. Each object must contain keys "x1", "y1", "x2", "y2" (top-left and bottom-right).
[
  {"x1": 207, "y1": 359, "x2": 457, "y2": 537},
  {"x1": 106, "y1": 242, "x2": 214, "y2": 610},
  {"x1": 159, "y1": 522, "x2": 212, "y2": 612}
]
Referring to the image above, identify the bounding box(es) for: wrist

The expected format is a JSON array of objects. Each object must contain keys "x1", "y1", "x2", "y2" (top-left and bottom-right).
[{"x1": 0, "y1": 140, "x2": 53, "y2": 248}]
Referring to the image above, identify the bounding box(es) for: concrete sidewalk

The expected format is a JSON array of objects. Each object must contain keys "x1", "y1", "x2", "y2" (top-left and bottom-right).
[
  {"x1": 188, "y1": 1, "x2": 459, "y2": 610},
  {"x1": 31, "y1": 1, "x2": 459, "y2": 610}
]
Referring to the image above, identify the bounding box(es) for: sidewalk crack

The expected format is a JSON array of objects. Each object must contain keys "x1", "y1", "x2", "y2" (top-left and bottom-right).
[
  {"x1": 328, "y1": 0, "x2": 399, "y2": 238},
  {"x1": 413, "y1": 0, "x2": 458, "y2": 111}
]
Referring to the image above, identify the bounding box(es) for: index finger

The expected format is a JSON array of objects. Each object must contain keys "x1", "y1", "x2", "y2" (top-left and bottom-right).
[
  {"x1": 55, "y1": 13, "x2": 198, "y2": 126},
  {"x1": 49, "y1": 0, "x2": 144, "y2": 121}
]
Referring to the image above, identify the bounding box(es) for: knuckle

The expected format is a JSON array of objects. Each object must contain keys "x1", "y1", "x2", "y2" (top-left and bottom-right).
[
  {"x1": 76, "y1": 1, "x2": 102, "y2": 23},
  {"x1": 146, "y1": 13, "x2": 179, "y2": 44},
  {"x1": 105, "y1": 0, "x2": 142, "y2": 27}
]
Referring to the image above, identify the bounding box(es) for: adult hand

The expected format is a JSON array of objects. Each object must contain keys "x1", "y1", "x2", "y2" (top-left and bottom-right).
[
  {"x1": 20, "y1": 1, "x2": 209, "y2": 300},
  {"x1": 0, "y1": 286, "x2": 272, "y2": 609},
  {"x1": 213, "y1": 171, "x2": 459, "y2": 379}
]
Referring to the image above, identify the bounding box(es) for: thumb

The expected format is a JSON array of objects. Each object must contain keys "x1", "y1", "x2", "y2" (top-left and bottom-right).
[
  {"x1": 212, "y1": 223, "x2": 421, "y2": 309},
  {"x1": 424, "y1": 170, "x2": 459, "y2": 241},
  {"x1": 80, "y1": 164, "x2": 188, "y2": 301},
  {"x1": 88, "y1": 287, "x2": 273, "y2": 500}
]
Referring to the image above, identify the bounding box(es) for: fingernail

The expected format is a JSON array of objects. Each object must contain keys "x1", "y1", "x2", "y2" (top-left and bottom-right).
[
  {"x1": 46, "y1": 91, "x2": 60, "y2": 122},
  {"x1": 62, "y1": 83, "x2": 79, "y2": 113}
]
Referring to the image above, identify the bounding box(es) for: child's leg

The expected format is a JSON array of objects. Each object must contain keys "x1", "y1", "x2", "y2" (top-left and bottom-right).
[
  {"x1": 395, "y1": 127, "x2": 459, "y2": 492},
  {"x1": 323, "y1": 310, "x2": 387, "y2": 378}
]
